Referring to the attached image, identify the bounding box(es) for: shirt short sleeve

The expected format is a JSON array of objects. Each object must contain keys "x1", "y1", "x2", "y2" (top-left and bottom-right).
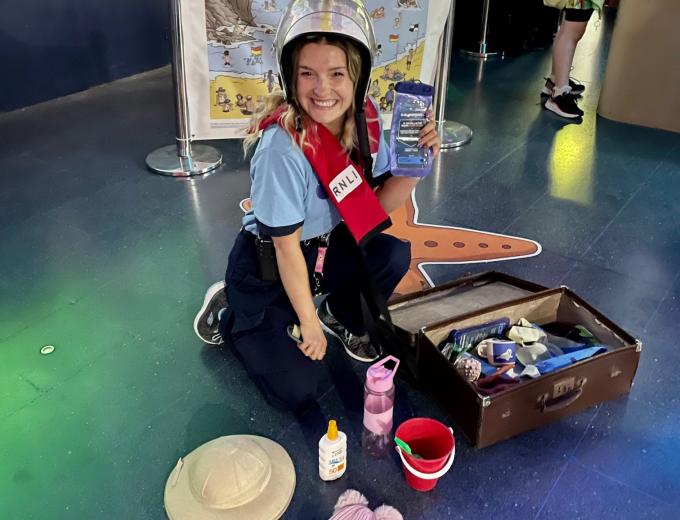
[{"x1": 250, "y1": 130, "x2": 307, "y2": 236}]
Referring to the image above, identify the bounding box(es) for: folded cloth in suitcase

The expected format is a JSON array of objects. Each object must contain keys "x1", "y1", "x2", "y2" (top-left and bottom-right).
[{"x1": 533, "y1": 345, "x2": 608, "y2": 375}]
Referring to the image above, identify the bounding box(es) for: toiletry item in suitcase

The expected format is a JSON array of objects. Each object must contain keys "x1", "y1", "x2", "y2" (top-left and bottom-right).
[{"x1": 439, "y1": 318, "x2": 511, "y2": 362}]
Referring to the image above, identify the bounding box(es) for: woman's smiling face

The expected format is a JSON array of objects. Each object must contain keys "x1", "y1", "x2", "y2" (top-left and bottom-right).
[{"x1": 295, "y1": 41, "x2": 354, "y2": 137}]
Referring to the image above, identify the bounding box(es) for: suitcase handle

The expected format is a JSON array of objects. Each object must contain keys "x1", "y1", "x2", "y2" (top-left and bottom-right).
[{"x1": 540, "y1": 386, "x2": 584, "y2": 413}]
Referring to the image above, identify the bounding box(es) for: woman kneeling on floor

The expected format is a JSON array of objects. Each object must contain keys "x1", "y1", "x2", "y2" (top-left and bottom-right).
[{"x1": 194, "y1": 0, "x2": 441, "y2": 413}]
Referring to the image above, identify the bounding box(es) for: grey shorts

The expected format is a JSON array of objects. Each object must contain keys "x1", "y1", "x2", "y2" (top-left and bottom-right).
[{"x1": 564, "y1": 8, "x2": 594, "y2": 22}]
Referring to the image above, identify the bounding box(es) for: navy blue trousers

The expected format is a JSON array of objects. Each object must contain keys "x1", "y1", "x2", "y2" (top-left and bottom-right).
[{"x1": 219, "y1": 224, "x2": 410, "y2": 412}]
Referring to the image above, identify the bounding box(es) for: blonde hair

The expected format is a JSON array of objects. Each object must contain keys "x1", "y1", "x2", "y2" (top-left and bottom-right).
[{"x1": 243, "y1": 36, "x2": 376, "y2": 157}]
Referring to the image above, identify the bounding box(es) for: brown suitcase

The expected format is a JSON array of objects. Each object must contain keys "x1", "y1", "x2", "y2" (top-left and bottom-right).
[{"x1": 387, "y1": 272, "x2": 642, "y2": 448}]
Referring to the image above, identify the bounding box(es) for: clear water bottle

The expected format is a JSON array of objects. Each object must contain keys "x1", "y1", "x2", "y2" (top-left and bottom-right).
[{"x1": 361, "y1": 355, "x2": 400, "y2": 458}]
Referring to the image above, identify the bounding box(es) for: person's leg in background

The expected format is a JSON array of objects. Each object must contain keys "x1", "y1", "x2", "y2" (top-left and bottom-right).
[
  {"x1": 544, "y1": 8, "x2": 593, "y2": 118},
  {"x1": 551, "y1": 14, "x2": 590, "y2": 91}
]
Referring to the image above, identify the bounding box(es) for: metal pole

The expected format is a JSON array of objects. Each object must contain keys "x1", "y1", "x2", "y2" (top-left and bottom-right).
[
  {"x1": 171, "y1": 0, "x2": 190, "y2": 158},
  {"x1": 435, "y1": 0, "x2": 473, "y2": 149},
  {"x1": 479, "y1": 0, "x2": 491, "y2": 54},
  {"x1": 146, "y1": 0, "x2": 222, "y2": 177},
  {"x1": 460, "y1": 0, "x2": 504, "y2": 60}
]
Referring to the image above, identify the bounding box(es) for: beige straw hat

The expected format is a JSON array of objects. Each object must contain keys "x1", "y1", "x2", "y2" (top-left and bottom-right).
[{"x1": 164, "y1": 435, "x2": 295, "y2": 520}]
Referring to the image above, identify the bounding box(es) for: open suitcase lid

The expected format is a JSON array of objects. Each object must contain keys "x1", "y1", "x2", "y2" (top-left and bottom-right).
[{"x1": 389, "y1": 271, "x2": 549, "y2": 335}]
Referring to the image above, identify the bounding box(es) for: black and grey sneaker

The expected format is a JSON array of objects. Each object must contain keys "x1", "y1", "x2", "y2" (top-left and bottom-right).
[
  {"x1": 194, "y1": 281, "x2": 227, "y2": 345},
  {"x1": 544, "y1": 92, "x2": 584, "y2": 119},
  {"x1": 541, "y1": 77, "x2": 586, "y2": 97},
  {"x1": 317, "y1": 300, "x2": 380, "y2": 362}
]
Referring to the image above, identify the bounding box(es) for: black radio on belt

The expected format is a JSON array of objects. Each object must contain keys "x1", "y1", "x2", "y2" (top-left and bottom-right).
[{"x1": 255, "y1": 236, "x2": 280, "y2": 281}]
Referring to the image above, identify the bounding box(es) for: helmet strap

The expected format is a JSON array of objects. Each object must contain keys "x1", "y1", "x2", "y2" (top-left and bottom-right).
[
  {"x1": 285, "y1": 97, "x2": 303, "y2": 133},
  {"x1": 354, "y1": 109, "x2": 373, "y2": 180}
]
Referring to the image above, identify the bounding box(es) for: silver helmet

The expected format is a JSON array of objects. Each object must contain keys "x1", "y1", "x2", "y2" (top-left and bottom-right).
[{"x1": 275, "y1": 0, "x2": 376, "y2": 111}]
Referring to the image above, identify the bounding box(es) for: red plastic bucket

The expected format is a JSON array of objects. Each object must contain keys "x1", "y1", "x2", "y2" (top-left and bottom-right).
[{"x1": 394, "y1": 418, "x2": 455, "y2": 491}]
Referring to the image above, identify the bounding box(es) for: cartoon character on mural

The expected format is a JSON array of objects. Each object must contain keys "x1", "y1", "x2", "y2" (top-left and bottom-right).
[
  {"x1": 264, "y1": 69, "x2": 277, "y2": 93},
  {"x1": 240, "y1": 95, "x2": 256, "y2": 115},
  {"x1": 223, "y1": 50, "x2": 231, "y2": 68},
  {"x1": 397, "y1": 0, "x2": 419, "y2": 8},
  {"x1": 215, "y1": 86, "x2": 233, "y2": 112},
  {"x1": 381, "y1": 64, "x2": 392, "y2": 80},
  {"x1": 370, "y1": 79, "x2": 381, "y2": 99},
  {"x1": 381, "y1": 65, "x2": 404, "y2": 82},
  {"x1": 370, "y1": 7, "x2": 385, "y2": 20},
  {"x1": 406, "y1": 46, "x2": 414, "y2": 70},
  {"x1": 384, "y1": 83, "x2": 395, "y2": 111}
]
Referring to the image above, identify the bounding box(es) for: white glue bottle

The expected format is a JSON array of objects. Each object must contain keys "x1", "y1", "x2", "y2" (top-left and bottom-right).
[{"x1": 319, "y1": 419, "x2": 347, "y2": 481}]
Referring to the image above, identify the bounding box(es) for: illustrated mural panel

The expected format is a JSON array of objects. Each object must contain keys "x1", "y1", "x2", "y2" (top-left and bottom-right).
[{"x1": 182, "y1": 0, "x2": 451, "y2": 139}]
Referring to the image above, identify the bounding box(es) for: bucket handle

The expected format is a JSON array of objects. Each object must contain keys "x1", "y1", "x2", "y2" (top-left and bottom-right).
[{"x1": 395, "y1": 428, "x2": 455, "y2": 481}]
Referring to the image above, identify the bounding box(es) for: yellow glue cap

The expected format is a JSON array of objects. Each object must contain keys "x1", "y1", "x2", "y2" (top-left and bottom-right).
[{"x1": 327, "y1": 419, "x2": 338, "y2": 440}]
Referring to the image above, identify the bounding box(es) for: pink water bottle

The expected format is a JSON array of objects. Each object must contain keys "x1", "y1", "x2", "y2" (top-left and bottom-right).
[{"x1": 362, "y1": 355, "x2": 400, "y2": 458}]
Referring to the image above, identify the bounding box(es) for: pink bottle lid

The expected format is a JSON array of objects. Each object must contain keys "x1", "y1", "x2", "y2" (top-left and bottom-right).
[{"x1": 366, "y1": 355, "x2": 400, "y2": 393}]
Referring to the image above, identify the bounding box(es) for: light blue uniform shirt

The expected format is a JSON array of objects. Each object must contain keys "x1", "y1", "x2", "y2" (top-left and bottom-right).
[{"x1": 243, "y1": 115, "x2": 390, "y2": 241}]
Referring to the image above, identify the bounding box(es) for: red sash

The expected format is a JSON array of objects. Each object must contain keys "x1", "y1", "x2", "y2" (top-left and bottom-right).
[{"x1": 259, "y1": 101, "x2": 391, "y2": 246}]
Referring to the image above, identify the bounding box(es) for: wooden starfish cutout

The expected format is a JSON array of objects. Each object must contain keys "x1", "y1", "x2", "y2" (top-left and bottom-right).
[{"x1": 384, "y1": 191, "x2": 541, "y2": 296}]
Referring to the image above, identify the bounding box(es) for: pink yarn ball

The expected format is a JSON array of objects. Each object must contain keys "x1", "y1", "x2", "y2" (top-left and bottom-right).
[{"x1": 329, "y1": 490, "x2": 403, "y2": 520}]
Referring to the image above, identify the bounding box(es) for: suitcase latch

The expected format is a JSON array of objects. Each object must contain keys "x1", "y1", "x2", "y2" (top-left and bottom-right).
[
  {"x1": 537, "y1": 378, "x2": 587, "y2": 412},
  {"x1": 553, "y1": 377, "x2": 576, "y2": 399}
]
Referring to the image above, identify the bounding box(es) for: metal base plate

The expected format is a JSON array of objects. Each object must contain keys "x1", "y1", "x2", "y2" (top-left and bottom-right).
[
  {"x1": 439, "y1": 121, "x2": 473, "y2": 149},
  {"x1": 460, "y1": 49, "x2": 505, "y2": 61},
  {"x1": 146, "y1": 144, "x2": 223, "y2": 177}
]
